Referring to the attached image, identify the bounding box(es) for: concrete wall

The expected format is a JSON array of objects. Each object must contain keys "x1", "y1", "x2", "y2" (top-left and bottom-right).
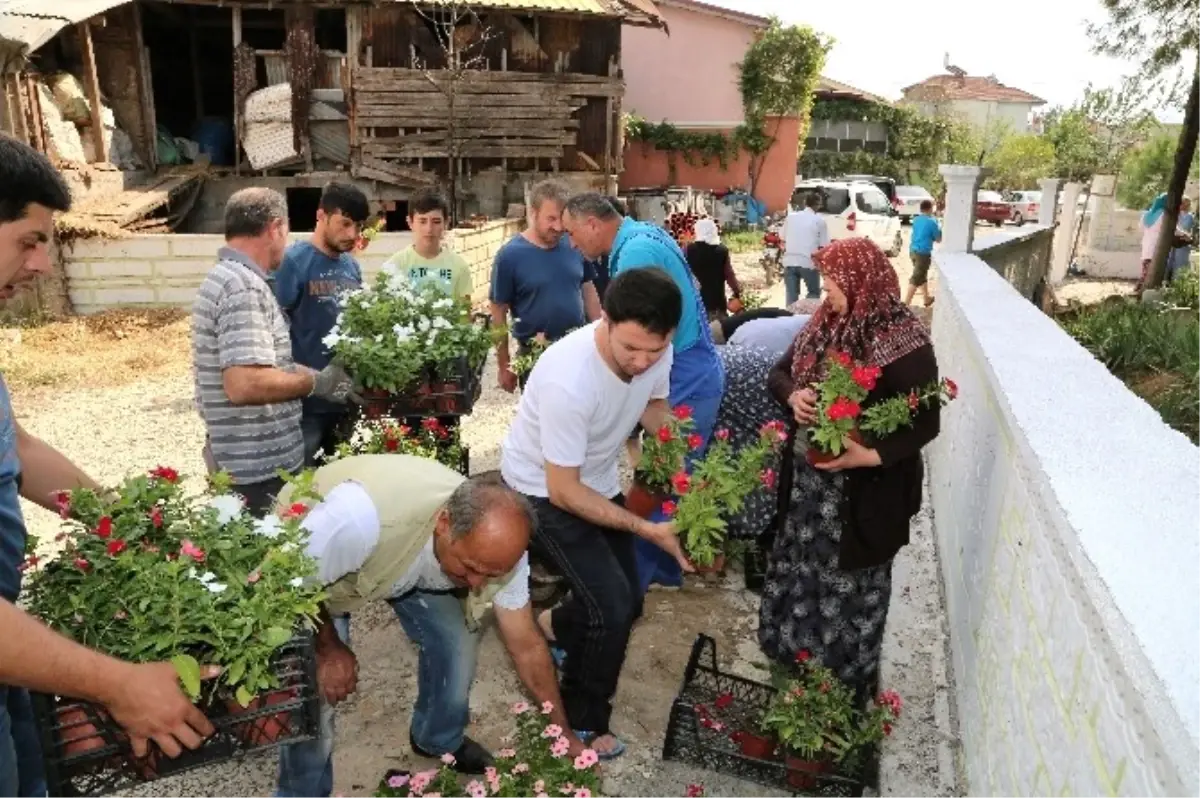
[
  {"x1": 928, "y1": 251, "x2": 1199, "y2": 796},
  {"x1": 620, "y1": 116, "x2": 801, "y2": 213},
  {"x1": 972, "y1": 225, "x2": 1054, "y2": 302},
  {"x1": 621, "y1": 1, "x2": 756, "y2": 125},
  {"x1": 62, "y1": 219, "x2": 522, "y2": 314},
  {"x1": 907, "y1": 99, "x2": 1036, "y2": 133},
  {"x1": 1077, "y1": 206, "x2": 1145, "y2": 280}
]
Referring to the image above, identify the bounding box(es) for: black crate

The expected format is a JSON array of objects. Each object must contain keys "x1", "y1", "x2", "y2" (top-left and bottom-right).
[
  {"x1": 662, "y1": 635, "x2": 868, "y2": 797},
  {"x1": 358, "y1": 356, "x2": 485, "y2": 421},
  {"x1": 34, "y1": 629, "x2": 320, "y2": 797}
]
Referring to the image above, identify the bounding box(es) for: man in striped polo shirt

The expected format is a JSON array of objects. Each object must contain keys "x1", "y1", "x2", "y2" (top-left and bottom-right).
[{"x1": 192, "y1": 188, "x2": 358, "y2": 515}]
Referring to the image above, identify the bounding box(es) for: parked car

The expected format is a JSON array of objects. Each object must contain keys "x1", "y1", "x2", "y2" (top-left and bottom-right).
[
  {"x1": 975, "y1": 190, "x2": 1012, "y2": 226},
  {"x1": 1005, "y1": 190, "x2": 1042, "y2": 225},
  {"x1": 895, "y1": 185, "x2": 934, "y2": 224},
  {"x1": 835, "y1": 174, "x2": 898, "y2": 207},
  {"x1": 792, "y1": 179, "x2": 904, "y2": 257}
]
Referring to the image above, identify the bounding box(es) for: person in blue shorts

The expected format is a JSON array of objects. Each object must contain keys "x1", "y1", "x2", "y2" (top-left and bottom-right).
[
  {"x1": 562, "y1": 193, "x2": 726, "y2": 597},
  {"x1": 904, "y1": 200, "x2": 941, "y2": 307}
]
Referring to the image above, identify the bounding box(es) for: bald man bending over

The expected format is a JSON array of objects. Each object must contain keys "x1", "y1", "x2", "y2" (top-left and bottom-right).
[{"x1": 274, "y1": 456, "x2": 585, "y2": 797}]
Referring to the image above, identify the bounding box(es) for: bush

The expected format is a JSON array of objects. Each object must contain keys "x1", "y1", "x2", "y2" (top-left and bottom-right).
[
  {"x1": 1165, "y1": 267, "x2": 1199, "y2": 310},
  {"x1": 721, "y1": 230, "x2": 763, "y2": 254}
]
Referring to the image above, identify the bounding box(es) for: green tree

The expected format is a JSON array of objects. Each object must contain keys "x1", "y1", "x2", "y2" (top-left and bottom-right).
[
  {"x1": 737, "y1": 17, "x2": 831, "y2": 195},
  {"x1": 983, "y1": 132, "x2": 1057, "y2": 191},
  {"x1": 1118, "y1": 130, "x2": 1200, "y2": 209},
  {"x1": 1089, "y1": 0, "x2": 1199, "y2": 289},
  {"x1": 1042, "y1": 106, "x2": 1103, "y2": 182}
]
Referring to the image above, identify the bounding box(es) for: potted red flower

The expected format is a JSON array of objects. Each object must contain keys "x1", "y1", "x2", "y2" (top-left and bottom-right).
[{"x1": 627, "y1": 405, "x2": 695, "y2": 519}]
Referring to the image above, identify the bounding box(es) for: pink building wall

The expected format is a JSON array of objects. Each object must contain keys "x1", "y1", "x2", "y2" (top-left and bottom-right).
[{"x1": 621, "y1": 2, "x2": 757, "y2": 124}]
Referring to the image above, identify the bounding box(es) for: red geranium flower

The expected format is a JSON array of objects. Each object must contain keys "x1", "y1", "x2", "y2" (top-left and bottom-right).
[
  {"x1": 714, "y1": 692, "x2": 734, "y2": 710},
  {"x1": 672, "y1": 405, "x2": 693, "y2": 421},
  {"x1": 661, "y1": 500, "x2": 678, "y2": 517},
  {"x1": 826, "y1": 397, "x2": 861, "y2": 421},
  {"x1": 760, "y1": 469, "x2": 776, "y2": 489},
  {"x1": 180, "y1": 539, "x2": 206, "y2": 563},
  {"x1": 760, "y1": 420, "x2": 788, "y2": 443},
  {"x1": 384, "y1": 436, "x2": 400, "y2": 452},
  {"x1": 54, "y1": 490, "x2": 71, "y2": 519},
  {"x1": 95, "y1": 516, "x2": 113, "y2": 539},
  {"x1": 851, "y1": 365, "x2": 881, "y2": 391},
  {"x1": 670, "y1": 471, "x2": 691, "y2": 495},
  {"x1": 149, "y1": 507, "x2": 163, "y2": 528},
  {"x1": 74, "y1": 557, "x2": 90, "y2": 571},
  {"x1": 944, "y1": 378, "x2": 958, "y2": 400},
  {"x1": 908, "y1": 390, "x2": 920, "y2": 411},
  {"x1": 422, "y1": 417, "x2": 442, "y2": 431},
  {"x1": 795, "y1": 650, "x2": 811, "y2": 664},
  {"x1": 829, "y1": 350, "x2": 852, "y2": 367},
  {"x1": 883, "y1": 722, "x2": 893, "y2": 736},
  {"x1": 714, "y1": 428, "x2": 730, "y2": 441},
  {"x1": 150, "y1": 465, "x2": 179, "y2": 483},
  {"x1": 656, "y1": 425, "x2": 673, "y2": 443},
  {"x1": 107, "y1": 539, "x2": 127, "y2": 556},
  {"x1": 281, "y1": 502, "x2": 309, "y2": 520},
  {"x1": 687, "y1": 433, "x2": 703, "y2": 450},
  {"x1": 686, "y1": 785, "x2": 705, "y2": 797}
]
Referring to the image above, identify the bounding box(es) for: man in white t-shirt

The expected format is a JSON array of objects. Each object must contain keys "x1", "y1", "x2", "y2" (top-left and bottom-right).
[
  {"x1": 781, "y1": 191, "x2": 830, "y2": 306},
  {"x1": 500, "y1": 268, "x2": 691, "y2": 759}
]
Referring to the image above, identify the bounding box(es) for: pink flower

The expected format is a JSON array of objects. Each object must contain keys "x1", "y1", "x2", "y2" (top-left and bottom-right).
[
  {"x1": 180, "y1": 539, "x2": 206, "y2": 563},
  {"x1": 559, "y1": 786, "x2": 575, "y2": 796},
  {"x1": 541, "y1": 700, "x2": 555, "y2": 715},
  {"x1": 113, "y1": 610, "x2": 127, "y2": 620},
  {"x1": 714, "y1": 428, "x2": 730, "y2": 441},
  {"x1": 484, "y1": 767, "x2": 498, "y2": 781},
  {"x1": 54, "y1": 490, "x2": 71, "y2": 519},
  {"x1": 686, "y1": 785, "x2": 705, "y2": 797},
  {"x1": 466, "y1": 781, "x2": 487, "y2": 798},
  {"x1": 149, "y1": 506, "x2": 163, "y2": 528},
  {"x1": 760, "y1": 469, "x2": 777, "y2": 490},
  {"x1": 74, "y1": 557, "x2": 90, "y2": 571},
  {"x1": 541, "y1": 723, "x2": 564, "y2": 739},
  {"x1": 497, "y1": 747, "x2": 516, "y2": 759},
  {"x1": 573, "y1": 748, "x2": 599, "y2": 770},
  {"x1": 247, "y1": 569, "x2": 261, "y2": 584},
  {"x1": 511, "y1": 701, "x2": 532, "y2": 714},
  {"x1": 550, "y1": 736, "x2": 570, "y2": 757},
  {"x1": 511, "y1": 763, "x2": 529, "y2": 774},
  {"x1": 388, "y1": 774, "x2": 410, "y2": 789},
  {"x1": 574, "y1": 790, "x2": 593, "y2": 798},
  {"x1": 533, "y1": 780, "x2": 546, "y2": 793},
  {"x1": 441, "y1": 752, "x2": 456, "y2": 765},
  {"x1": 408, "y1": 772, "x2": 431, "y2": 794},
  {"x1": 877, "y1": 689, "x2": 903, "y2": 718}
]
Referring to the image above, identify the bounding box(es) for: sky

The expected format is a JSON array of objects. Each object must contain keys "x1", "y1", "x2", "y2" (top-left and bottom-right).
[{"x1": 715, "y1": 0, "x2": 1186, "y2": 122}]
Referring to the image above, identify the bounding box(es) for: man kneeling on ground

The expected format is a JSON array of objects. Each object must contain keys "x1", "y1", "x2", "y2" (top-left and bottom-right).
[
  {"x1": 499, "y1": 269, "x2": 693, "y2": 760},
  {"x1": 274, "y1": 457, "x2": 585, "y2": 797}
]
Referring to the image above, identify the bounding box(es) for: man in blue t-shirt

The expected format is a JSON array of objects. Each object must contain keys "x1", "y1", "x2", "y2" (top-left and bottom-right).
[
  {"x1": 0, "y1": 136, "x2": 218, "y2": 796},
  {"x1": 273, "y1": 182, "x2": 369, "y2": 463},
  {"x1": 489, "y1": 180, "x2": 602, "y2": 392},
  {"x1": 904, "y1": 199, "x2": 941, "y2": 307},
  {"x1": 562, "y1": 192, "x2": 726, "y2": 596}
]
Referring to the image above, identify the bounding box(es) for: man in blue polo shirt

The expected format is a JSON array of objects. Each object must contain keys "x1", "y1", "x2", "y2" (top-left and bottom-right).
[
  {"x1": 903, "y1": 199, "x2": 941, "y2": 307},
  {"x1": 562, "y1": 192, "x2": 725, "y2": 597}
]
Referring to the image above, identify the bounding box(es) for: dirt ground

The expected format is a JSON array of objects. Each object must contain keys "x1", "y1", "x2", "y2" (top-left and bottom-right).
[{"x1": 0, "y1": 236, "x2": 1024, "y2": 797}]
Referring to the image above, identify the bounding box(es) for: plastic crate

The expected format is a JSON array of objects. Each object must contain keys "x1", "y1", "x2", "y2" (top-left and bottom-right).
[
  {"x1": 34, "y1": 629, "x2": 319, "y2": 797},
  {"x1": 662, "y1": 635, "x2": 868, "y2": 797},
  {"x1": 358, "y1": 356, "x2": 486, "y2": 421}
]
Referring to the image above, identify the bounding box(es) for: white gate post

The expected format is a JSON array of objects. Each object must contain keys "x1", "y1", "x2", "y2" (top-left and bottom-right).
[
  {"x1": 1050, "y1": 181, "x2": 1084, "y2": 284},
  {"x1": 1037, "y1": 178, "x2": 1062, "y2": 227},
  {"x1": 939, "y1": 164, "x2": 989, "y2": 253}
]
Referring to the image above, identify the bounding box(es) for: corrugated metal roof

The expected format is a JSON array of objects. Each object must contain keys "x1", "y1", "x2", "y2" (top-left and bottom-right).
[{"x1": 0, "y1": 0, "x2": 128, "y2": 54}]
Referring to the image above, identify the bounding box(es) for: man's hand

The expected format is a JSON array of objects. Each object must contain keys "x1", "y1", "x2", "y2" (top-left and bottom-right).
[
  {"x1": 310, "y1": 363, "x2": 362, "y2": 404},
  {"x1": 316, "y1": 639, "x2": 358, "y2": 705},
  {"x1": 789, "y1": 387, "x2": 818, "y2": 425},
  {"x1": 641, "y1": 520, "x2": 695, "y2": 573},
  {"x1": 102, "y1": 661, "x2": 218, "y2": 758},
  {"x1": 812, "y1": 438, "x2": 882, "y2": 472},
  {"x1": 498, "y1": 367, "x2": 519, "y2": 393}
]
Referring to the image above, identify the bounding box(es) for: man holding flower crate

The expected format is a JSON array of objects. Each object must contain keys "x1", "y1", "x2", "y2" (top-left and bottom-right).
[
  {"x1": 274, "y1": 460, "x2": 587, "y2": 796},
  {"x1": 0, "y1": 134, "x2": 218, "y2": 796}
]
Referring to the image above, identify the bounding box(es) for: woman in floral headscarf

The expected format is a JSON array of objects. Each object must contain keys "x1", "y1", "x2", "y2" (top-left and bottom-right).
[{"x1": 759, "y1": 238, "x2": 942, "y2": 697}]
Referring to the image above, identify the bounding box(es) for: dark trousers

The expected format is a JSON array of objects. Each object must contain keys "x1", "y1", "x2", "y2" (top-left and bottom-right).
[
  {"x1": 238, "y1": 476, "x2": 288, "y2": 517},
  {"x1": 528, "y1": 496, "x2": 637, "y2": 735}
]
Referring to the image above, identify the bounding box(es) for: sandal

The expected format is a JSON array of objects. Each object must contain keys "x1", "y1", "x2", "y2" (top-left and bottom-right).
[{"x1": 575, "y1": 730, "x2": 627, "y2": 761}]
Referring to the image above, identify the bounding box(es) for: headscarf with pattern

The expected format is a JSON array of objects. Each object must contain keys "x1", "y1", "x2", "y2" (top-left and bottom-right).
[{"x1": 790, "y1": 238, "x2": 931, "y2": 386}]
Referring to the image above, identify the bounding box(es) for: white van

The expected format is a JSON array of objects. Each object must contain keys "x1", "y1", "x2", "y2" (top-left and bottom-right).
[{"x1": 791, "y1": 179, "x2": 904, "y2": 257}]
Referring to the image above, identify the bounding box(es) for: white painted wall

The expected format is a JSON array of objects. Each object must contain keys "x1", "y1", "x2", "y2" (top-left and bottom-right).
[
  {"x1": 909, "y1": 98, "x2": 1037, "y2": 132},
  {"x1": 62, "y1": 221, "x2": 522, "y2": 314},
  {"x1": 927, "y1": 251, "x2": 1199, "y2": 796}
]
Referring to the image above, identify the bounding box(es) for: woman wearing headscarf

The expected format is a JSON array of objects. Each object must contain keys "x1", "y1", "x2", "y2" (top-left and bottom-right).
[
  {"x1": 760, "y1": 238, "x2": 941, "y2": 698},
  {"x1": 686, "y1": 218, "x2": 743, "y2": 320},
  {"x1": 1137, "y1": 192, "x2": 1168, "y2": 292}
]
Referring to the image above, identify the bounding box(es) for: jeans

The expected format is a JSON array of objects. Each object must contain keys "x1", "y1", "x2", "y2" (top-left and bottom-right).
[
  {"x1": 0, "y1": 686, "x2": 47, "y2": 797},
  {"x1": 784, "y1": 267, "x2": 821, "y2": 306},
  {"x1": 633, "y1": 391, "x2": 722, "y2": 595},
  {"x1": 276, "y1": 593, "x2": 478, "y2": 798},
  {"x1": 530, "y1": 497, "x2": 637, "y2": 734}
]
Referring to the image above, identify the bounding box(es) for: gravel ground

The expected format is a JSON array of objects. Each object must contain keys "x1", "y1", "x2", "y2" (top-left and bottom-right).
[{"x1": 11, "y1": 241, "x2": 958, "y2": 797}]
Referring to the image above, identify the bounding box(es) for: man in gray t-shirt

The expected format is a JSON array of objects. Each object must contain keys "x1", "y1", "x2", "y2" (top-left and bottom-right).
[{"x1": 191, "y1": 188, "x2": 358, "y2": 514}]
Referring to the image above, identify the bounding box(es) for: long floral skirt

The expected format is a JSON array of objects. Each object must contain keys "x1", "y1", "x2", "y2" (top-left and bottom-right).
[{"x1": 758, "y1": 460, "x2": 893, "y2": 695}]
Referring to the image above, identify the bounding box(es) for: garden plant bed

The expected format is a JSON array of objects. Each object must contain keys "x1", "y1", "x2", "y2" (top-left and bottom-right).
[
  {"x1": 33, "y1": 631, "x2": 319, "y2": 797},
  {"x1": 663, "y1": 635, "x2": 870, "y2": 797}
]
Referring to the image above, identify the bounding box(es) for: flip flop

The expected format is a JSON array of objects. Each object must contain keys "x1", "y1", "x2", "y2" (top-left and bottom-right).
[
  {"x1": 575, "y1": 730, "x2": 626, "y2": 761},
  {"x1": 549, "y1": 644, "x2": 567, "y2": 670}
]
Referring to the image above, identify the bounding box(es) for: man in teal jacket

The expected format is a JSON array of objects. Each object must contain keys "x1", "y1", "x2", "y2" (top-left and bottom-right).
[{"x1": 562, "y1": 193, "x2": 725, "y2": 596}]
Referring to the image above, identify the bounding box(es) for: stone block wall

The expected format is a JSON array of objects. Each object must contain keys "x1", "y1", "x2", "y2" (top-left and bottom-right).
[
  {"x1": 62, "y1": 219, "x2": 521, "y2": 315},
  {"x1": 927, "y1": 251, "x2": 1199, "y2": 796}
]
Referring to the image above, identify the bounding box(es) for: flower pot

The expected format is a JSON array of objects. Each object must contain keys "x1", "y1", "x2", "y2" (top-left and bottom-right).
[
  {"x1": 692, "y1": 553, "x2": 726, "y2": 576},
  {"x1": 225, "y1": 686, "x2": 298, "y2": 746},
  {"x1": 805, "y1": 428, "x2": 864, "y2": 466},
  {"x1": 737, "y1": 730, "x2": 776, "y2": 760},
  {"x1": 433, "y1": 380, "x2": 462, "y2": 414},
  {"x1": 362, "y1": 388, "x2": 393, "y2": 421},
  {"x1": 624, "y1": 482, "x2": 665, "y2": 519},
  {"x1": 56, "y1": 705, "x2": 107, "y2": 758},
  {"x1": 785, "y1": 755, "x2": 832, "y2": 790},
  {"x1": 412, "y1": 380, "x2": 434, "y2": 412}
]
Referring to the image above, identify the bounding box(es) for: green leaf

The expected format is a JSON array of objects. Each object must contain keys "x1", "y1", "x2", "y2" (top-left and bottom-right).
[
  {"x1": 235, "y1": 685, "x2": 253, "y2": 708},
  {"x1": 171, "y1": 654, "x2": 202, "y2": 699},
  {"x1": 227, "y1": 658, "x2": 246, "y2": 685},
  {"x1": 262, "y1": 625, "x2": 292, "y2": 649}
]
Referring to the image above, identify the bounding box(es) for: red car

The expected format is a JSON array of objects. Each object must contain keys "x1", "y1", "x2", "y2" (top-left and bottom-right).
[{"x1": 975, "y1": 191, "x2": 1012, "y2": 226}]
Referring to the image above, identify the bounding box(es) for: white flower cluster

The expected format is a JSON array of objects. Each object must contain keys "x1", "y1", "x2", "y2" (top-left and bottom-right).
[{"x1": 188, "y1": 567, "x2": 227, "y2": 594}]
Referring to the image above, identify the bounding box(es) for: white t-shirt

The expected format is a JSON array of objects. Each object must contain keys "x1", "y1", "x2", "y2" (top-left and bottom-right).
[
  {"x1": 501, "y1": 322, "x2": 672, "y2": 499},
  {"x1": 782, "y1": 208, "x2": 830, "y2": 269},
  {"x1": 302, "y1": 481, "x2": 530, "y2": 610}
]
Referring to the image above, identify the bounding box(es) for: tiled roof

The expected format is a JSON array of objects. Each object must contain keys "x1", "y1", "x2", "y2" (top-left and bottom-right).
[
  {"x1": 901, "y1": 74, "x2": 1046, "y2": 105},
  {"x1": 816, "y1": 76, "x2": 892, "y2": 106}
]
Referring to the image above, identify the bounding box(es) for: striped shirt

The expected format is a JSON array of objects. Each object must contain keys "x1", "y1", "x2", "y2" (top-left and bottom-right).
[{"x1": 192, "y1": 247, "x2": 304, "y2": 484}]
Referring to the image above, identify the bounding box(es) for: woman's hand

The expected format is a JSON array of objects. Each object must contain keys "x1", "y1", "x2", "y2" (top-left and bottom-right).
[
  {"x1": 788, "y1": 388, "x2": 819, "y2": 425},
  {"x1": 812, "y1": 438, "x2": 882, "y2": 472}
]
